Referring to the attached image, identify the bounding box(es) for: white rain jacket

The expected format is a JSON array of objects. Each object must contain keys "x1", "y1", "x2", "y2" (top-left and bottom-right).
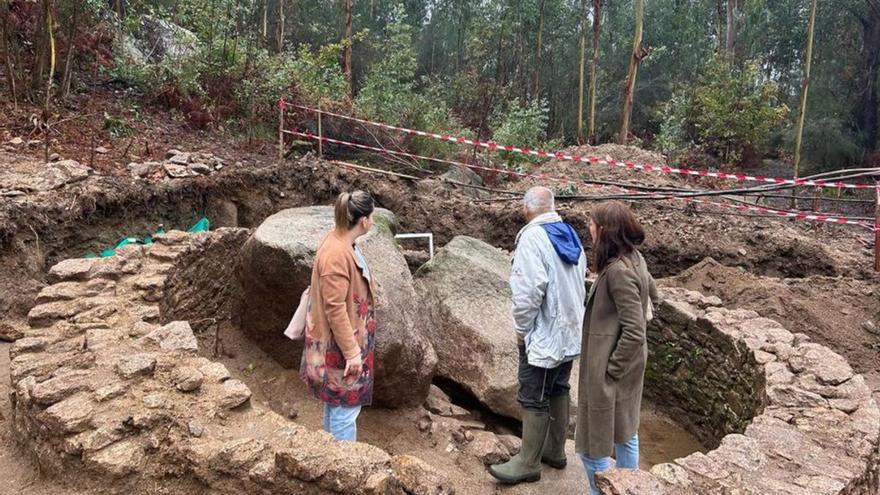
[{"x1": 511, "y1": 211, "x2": 588, "y2": 368}]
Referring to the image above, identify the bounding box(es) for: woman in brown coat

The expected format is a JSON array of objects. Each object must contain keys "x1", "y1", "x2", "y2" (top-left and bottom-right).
[
  {"x1": 300, "y1": 191, "x2": 376, "y2": 442},
  {"x1": 575, "y1": 201, "x2": 658, "y2": 494}
]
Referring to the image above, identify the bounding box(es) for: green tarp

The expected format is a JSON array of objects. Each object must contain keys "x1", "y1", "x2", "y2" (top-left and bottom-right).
[{"x1": 85, "y1": 217, "x2": 210, "y2": 258}]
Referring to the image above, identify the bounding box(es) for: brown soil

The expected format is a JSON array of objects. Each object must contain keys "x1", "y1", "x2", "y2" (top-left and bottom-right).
[{"x1": 200, "y1": 321, "x2": 704, "y2": 494}]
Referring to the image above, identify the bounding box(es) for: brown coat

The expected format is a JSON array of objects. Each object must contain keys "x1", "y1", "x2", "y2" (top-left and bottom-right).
[
  {"x1": 575, "y1": 250, "x2": 657, "y2": 458},
  {"x1": 300, "y1": 232, "x2": 377, "y2": 407}
]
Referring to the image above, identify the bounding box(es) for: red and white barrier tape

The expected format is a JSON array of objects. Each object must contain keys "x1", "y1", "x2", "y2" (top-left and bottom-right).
[
  {"x1": 283, "y1": 101, "x2": 879, "y2": 191},
  {"x1": 283, "y1": 129, "x2": 877, "y2": 231}
]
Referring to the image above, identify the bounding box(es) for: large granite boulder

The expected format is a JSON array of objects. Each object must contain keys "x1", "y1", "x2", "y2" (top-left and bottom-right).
[
  {"x1": 238, "y1": 206, "x2": 436, "y2": 407},
  {"x1": 414, "y1": 236, "x2": 520, "y2": 419}
]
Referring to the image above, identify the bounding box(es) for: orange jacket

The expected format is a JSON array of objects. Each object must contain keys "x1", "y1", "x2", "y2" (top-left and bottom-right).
[{"x1": 308, "y1": 231, "x2": 376, "y2": 360}]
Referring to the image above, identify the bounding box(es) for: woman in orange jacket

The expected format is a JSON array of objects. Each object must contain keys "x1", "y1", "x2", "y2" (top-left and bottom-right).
[{"x1": 300, "y1": 191, "x2": 377, "y2": 441}]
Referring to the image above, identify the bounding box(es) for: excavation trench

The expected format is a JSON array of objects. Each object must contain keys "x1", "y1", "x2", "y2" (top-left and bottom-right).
[{"x1": 2, "y1": 156, "x2": 878, "y2": 494}]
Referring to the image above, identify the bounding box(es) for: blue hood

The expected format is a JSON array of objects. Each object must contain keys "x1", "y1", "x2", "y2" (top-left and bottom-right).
[{"x1": 541, "y1": 222, "x2": 584, "y2": 265}]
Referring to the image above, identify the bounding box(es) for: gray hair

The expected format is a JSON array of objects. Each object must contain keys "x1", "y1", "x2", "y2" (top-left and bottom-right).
[{"x1": 523, "y1": 186, "x2": 555, "y2": 213}]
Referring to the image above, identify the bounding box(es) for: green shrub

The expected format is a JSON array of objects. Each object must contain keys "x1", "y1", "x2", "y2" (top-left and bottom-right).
[
  {"x1": 491, "y1": 97, "x2": 561, "y2": 170},
  {"x1": 657, "y1": 56, "x2": 788, "y2": 164}
]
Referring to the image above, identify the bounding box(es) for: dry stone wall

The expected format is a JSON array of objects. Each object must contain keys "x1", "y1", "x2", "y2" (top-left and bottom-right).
[
  {"x1": 6, "y1": 225, "x2": 878, "y2": 495},
  {"x1": 9, "y1": 229, "x2": 452, "y2": 495},
  {"x1": 598, "y1": 289, "x2": 880, "y2": 494}
]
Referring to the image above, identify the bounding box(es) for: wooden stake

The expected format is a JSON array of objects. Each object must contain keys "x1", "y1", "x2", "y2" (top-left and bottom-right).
[{"x1": 278, "y1": 100, "x2": 284, "y2": 161}]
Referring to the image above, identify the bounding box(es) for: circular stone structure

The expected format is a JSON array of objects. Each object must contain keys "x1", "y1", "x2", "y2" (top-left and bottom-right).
[{"x1": 6, "y1": 227, "x2": 880, "y2": 495}]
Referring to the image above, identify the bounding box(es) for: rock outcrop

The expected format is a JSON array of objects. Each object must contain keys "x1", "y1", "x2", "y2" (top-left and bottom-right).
[
  {"x1": 238, "y1": 206, "x2": 436, "y2": 407},
  {"x1": 415, "y1": 236, "x2": 520, "y2": 419}
]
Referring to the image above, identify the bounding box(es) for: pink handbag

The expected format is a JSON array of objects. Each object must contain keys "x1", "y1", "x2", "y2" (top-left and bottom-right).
[{"x1": 283, "y1": 286, "x2": 310, "y2": 340}]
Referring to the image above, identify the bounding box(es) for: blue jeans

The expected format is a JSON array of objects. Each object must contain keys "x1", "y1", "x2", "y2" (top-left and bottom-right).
[
  {"x1": 323, "y1": 404, "x2": 362, "y2": 442},
  {"x1": 580, "y1": 434, "x2": 639, "y2": 495}
]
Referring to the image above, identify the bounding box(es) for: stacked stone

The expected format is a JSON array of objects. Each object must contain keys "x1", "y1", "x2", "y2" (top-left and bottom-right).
[
  {"x1": 597, "y1": 288, "x2": 880, "y2": 494},
  {"x1": 9, "y1": 229, "x2": 452, "y2": 495}
]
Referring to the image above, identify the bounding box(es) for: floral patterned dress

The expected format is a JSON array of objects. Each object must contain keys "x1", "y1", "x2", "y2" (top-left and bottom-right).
[{"x1": 300, "y1": 246, "x2": 376, "y2": 407}]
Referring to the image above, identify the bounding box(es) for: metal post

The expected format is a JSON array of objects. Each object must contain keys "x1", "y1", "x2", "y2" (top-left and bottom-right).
[
  {"x1": 317, "y1": 105, "x2": 323, "y2": 159},
  {"x1": 278, "y1": 99, "x2": 284, "y2": 161},
  {"x1": 874, "y1": 186, "x2": 879, "y2": 273}
]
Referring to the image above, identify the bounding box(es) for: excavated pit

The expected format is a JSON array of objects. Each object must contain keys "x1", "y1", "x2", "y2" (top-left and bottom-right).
[{"x1": 1, "y1": 155, "x2": 878, "y2": 494}]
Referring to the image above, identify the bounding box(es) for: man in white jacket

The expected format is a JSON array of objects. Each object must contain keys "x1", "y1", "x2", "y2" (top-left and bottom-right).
[{"x1": 490, "y1": 186, "x2": 588, "y2": 484}]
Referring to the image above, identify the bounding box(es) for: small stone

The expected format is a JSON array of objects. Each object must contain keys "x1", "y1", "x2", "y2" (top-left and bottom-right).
[
  {"x1": 41, "y1": 393, "x2": 95, "y2": 434},
  {"x1": 164, "y1": 163, "x2": 195, "y2": 178},
  {"x1": 94, "y1": 383, "x2": 127, "y2": 402},
  {"x1": 200, "y1": 362, "x2": 231, "y2": 382},
  {"x1": 168, "y1": 152, "x2": 191, "y2": 165},
  {"x1": 789, "y1": 343, "x2": 853, "y2": 385},
  {"x1": 1, "y1": 190, "x2": 26, "y2": 197},
  {"x1": 281, "y1": 402, "x2": 299, "y2": 419},
  {"x1": 188, "y1": 163, "x2": 212, "y2": 175},
  {"x1": 188, "y1": 421, "x2": 204, "y2": 437},
  {"x1": 219, "y1": 379, "x2": 252, "y2": 409},
  {"x1": 496, "y1": 434, "x2": 522, "y2": 455},
  {"x1": 128, "y1": 162, "x2": 156, "y2": 178},
  {"x1": 32, "y1": 370, "x2": 92, "y2": 406},
  {"x1": 143, "y1": 393, "x2": 167, "y2": 409},
  {"x1": 28, "y1": 139, "x2": 42, "y2": 147},
  {"x1": 418, "y1": 417, "x2": 432, "y2": 432},
  {"x1": 48, "y1": 258, "x2": 98, "y2": 282},
  {"x1": 114, "y1": 353, "x2": 157, "y2": 379},
  {"x1": 861, "y1": 321, "x2": 878, "y2": 335},
  {"x1": 737, "y1": 248, "x2": 747, "y2": 256},
  {"x1": 0, "y1": 323, "x2": 23, "y2": 342},
  {"x1": 215, "y1": 164, "x2": 224, "y2": 171},
  {"x1": 174, "y1": 367, "x2": 204, "y2": 392},
  {"x1": 142, "y1": 321, "x2": 198, "y2": 353},
  {"x1": 86, "y1": 439, "x2": 145, "y2": 477},
  {"x1": 466, "y1": 431, "x2": 510, "y2": 465},
  {"x1": 391, "y1": 455, "x2": 454, "y2": 495},
  {"x1": 95, "y1": 146, "x2": 110, "y2": 154},
  {"x1": 9, "y1": 137, "x2": 23, "y2": 145},
  {"x1": 49, "y1": 153, "x2": 62, "y2": 162},
  {"x1": 129, "y1": 321, "x2": 157, "y2": 338},
  {"x1": 166, "y1": 149, "x2": 183, "y2": 158},
  {"x1": 234, "y1": 161, "x2": 242, "y2": 167}
]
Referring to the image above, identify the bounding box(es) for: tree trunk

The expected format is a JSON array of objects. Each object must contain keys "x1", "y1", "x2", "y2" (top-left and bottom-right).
[
  {"x1": 276, "y1": 0, "x2": 285, "y2": 54},
  {"x1": 1, "y1": 1, "x2": 17, "y2": 107},
  {"x1": 855, "y1": 2, "x2": 880, "y2": 154},
  {"x1": 534, "y1": 0, "x2": 546, "y2": 98},
  {"x1": 61, "y1": 1, "x2": 77, "y2": 99},
  {"x1": 726, "y1": 0, "x2": 736, "y2": 61},
  {"x1": 262, "y1": 0, "x2": 268, "y2": 48},
  {"x1": 43, "y1": 3, "x2": 55, "y2": 113},
  {"x1": 589, "y1": 0, "x2": 601, "y2": 144},
  {"x1": 344, "y1": 0, "x2": 353, "y2": 99},
  {"x1": 619, "y1": 0, "x2": 644, "y2": 145},
  {"x1": 793, "y1": 0, "x2": 817, "y2": 185},
  {"x1": 577, "y1": 0, "x2": 588, "y2": 144}
]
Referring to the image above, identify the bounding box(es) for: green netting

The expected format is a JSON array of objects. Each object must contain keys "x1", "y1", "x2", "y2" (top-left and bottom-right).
[{"x1": 84, "y1": 217, "x2": 209, "y2": 258}]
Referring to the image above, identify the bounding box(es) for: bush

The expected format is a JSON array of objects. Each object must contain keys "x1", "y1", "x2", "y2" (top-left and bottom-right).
[
  {"x1": 657, "y1": 56, "x2": 788, "y2": 164},
  {"x1": 491, "y1": 97, "x2": 561, "y2": 170}
]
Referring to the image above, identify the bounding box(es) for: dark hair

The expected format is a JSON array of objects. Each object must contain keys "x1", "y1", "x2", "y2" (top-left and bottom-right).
[
  {"x1": 590, "y1": 201, "x2": 645, "y2": 273},
  {"x1": 334, "y1": 190, "x2": 374, "y2": 231}
]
